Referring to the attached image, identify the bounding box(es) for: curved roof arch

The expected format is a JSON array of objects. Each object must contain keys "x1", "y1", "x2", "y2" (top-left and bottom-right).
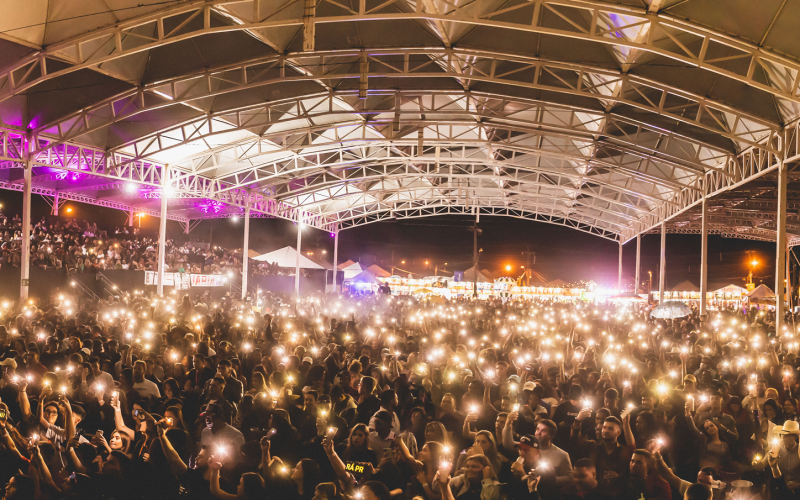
[{"x1": 1, "y1": 0, "x2": 800, "y2": 242}]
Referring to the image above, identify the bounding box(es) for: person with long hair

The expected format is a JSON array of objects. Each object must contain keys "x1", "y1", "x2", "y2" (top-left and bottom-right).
[
  {"x1": 287, "y1": 458, "x2": 322, "y2": 500},
  {"x1": 433, "y1": 455, "x2": 501, "y2": 500},
  {"x1": 453, "y1": 431, "x2": 502, "y2": 476},
  {"x1": 337, "y1": 423, "x2": 377, "y2": 467}
]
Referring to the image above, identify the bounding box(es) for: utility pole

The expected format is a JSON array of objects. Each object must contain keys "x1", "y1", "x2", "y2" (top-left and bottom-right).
[
  {"x1": 469, "y1": 213, "x2": 482, "y2": 298},
  {"x1": 521, "y1": 246, "x2": 536, "y2": 286}
]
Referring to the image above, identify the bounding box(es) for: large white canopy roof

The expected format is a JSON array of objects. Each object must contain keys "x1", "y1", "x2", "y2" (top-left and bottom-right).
[{"x1": 1, "y1": 0, "x2": 800, "y2": 242}]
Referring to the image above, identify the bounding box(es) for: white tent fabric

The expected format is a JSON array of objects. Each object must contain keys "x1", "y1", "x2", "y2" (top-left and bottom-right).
[
  {"x1": 462, "y1": 266, "x2": 493, "y2": 283},
  {"x1": 252, "y1": 246, "x2": 324, "y2": 269},
  {"x1": 344, "y1": 270, "x2": 382, "y2": 285},
  {"x1": 341, "y1": 262, "x2": 367, "y2": 279},
  {"x1": 747, "y1": 284, "x2": 775, "y2": 299}
]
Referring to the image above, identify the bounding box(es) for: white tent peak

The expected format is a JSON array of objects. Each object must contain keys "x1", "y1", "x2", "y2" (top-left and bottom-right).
[{"x1": 252, "y1": 246, "x2": 324, "y2": 269}]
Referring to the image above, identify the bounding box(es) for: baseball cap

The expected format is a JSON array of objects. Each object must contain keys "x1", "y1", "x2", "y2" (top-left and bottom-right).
[
  {"x1": 523, "y1": 381, "x2": 536, "y2": 392},
  {"x1": 518, "y1": 435, "x2": 540, "y2": 450},
  {"x1": 0, "y1": 358, "x2": 17, "y2": 370},
  {"x1": 684, "y1": 374, "x2": 697, "y2": 383},
  {"x1": 200, "y1": 403, "x2": 223, "y2": 418}
]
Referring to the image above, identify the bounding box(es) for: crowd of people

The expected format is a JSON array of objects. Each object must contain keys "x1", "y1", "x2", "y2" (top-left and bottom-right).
[
  {"x1": 0, "y1": 291, "x2": 794, "y2": 500},
  {"x1": 0, "y1": 215, "x2": 309, "y2": 277}
]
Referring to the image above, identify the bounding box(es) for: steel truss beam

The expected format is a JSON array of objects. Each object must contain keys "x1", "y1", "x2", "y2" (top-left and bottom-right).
[
  {"x1": 626, "y1": 120, "x2": 800, "y2": 242},
  {"x1": 272, "y1": 163, "x2": 663, "y2": 214},
  {"x1": 649, "y1": 224, "x2": 800, "y2": 247},
  {"x1": 174, "y1": 134, "x2": 698, "y2": 200},
  {"x1": 31, "y1": 49, "x2": 779, "y2": 153},
  {"x1": 0, "y1": 180, "x2": 189, "y2": 223},
  {"x1": 0, "y1": 128, "x2": 335, "y2": 231},
  {"x1": 4, "y1": 0, "x2": 800, "y2": 130},
  {"x1": 335, "y1": 201, "x2": 619, "y2": 240},
  {"x1": 296, "y1": 185, "x2": 635, "y2": 232},
  {"x1": 138, "y1": 91, "x2": 730, "y2": 177}
]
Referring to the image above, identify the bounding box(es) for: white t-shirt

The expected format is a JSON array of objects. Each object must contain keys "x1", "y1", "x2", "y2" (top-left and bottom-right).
[{"x1": 133, "y1": 379, "x2": 161, "y2": 399}]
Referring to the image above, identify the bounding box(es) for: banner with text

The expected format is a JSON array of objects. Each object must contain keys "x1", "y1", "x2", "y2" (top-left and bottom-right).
[{"x1": 144, "y1": 271, "x2": 226, "y2": 287}]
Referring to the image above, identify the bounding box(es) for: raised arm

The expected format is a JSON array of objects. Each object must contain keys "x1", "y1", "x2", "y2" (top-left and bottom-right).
[
  {"x1": 502, "y1": 411, "x2": 519, "y2": 450},
  {"x1": 158, "y1": 426, "x2": 189, "y2": 476},
  {"x1": 394, "y1": 434, "x2": 416, "y2": 465},
  {"x1": 0, "y1": 421, "x2": 24, "y2": 462},
  {"x1": 210, "y1": 467, "x2": 238, "y2": 500},
  {"x1": 110, "y1": 393, "x2": 135, "y2": 439},
  {"x1": 322, "y1": 435, "x2": 352, "y2": 486},
  {"x1": 622, "y1": 413, "x2": 635, "y2": 448},
  {"x1": 38, "y1": 386, "x2": 53, "y2": 428},
  {"x1": 31, "y1": 444, "x2": 61, "y2": 495},
  {"x1": 653, "y1": 451, "x2": 681, "y2": 493},
  {"x1": 17, "y1": 379, "x2": 31, "y2": 420}
]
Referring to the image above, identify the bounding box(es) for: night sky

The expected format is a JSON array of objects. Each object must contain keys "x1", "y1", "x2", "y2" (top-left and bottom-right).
[{"x1": 0, "y1": 190, "x2": 782, "y2": 291}]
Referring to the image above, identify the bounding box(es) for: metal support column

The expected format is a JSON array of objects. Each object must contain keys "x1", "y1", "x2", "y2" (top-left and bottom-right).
[
  {"x1": 52, "y1": 192, "x2": 59, "y2": 216},
  {"x1": 700, "y1": 181, "x2": 708, "y2": 316},
  {"x1": 241, "y1": 203, "x2": 251, "y2": 300},
  {"x1": 128, "y1": 210, "x2": 134, "y2": 227},
  {"x1": 777, "y1": 141, "x2": 789, "y2": 333},
  {"x1": 635, "y1": 234, "x2": 641, "y2": 294},
  {"x1": 20, "y1": 137, "x2": 32, "y2": 302},
  {"x1": 659, "y1": 221, "x2": 666, "y2": 303},
  {"x1": 618, "y1": 241, "x2": 623, "y2": 291},
  {"x1": 295, "y1": 215, "x2": 303, "y2": 296},
  {"x1": 157, "y1": 167, "x2": 169, "y2": 296},
  {"x1": 332, "y1": 230, "x2": 339, "y2": 293}
]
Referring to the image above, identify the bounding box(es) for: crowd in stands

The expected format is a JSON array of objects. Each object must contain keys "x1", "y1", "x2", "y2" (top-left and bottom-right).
[
  {"x1": 0, "y1": 215, "x2": 310, "y2": 277},
  {"x1": 0, "y1": 288, "x2": 795, "y2": 500}
]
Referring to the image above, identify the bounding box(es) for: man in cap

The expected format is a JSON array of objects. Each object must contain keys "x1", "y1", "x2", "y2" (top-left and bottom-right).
[
  {"x1": 768, "y1": 420, "x2": 800, "y2": 497},
  {"x1": 199, "y1": 403, "x2": 244, "y2": 465},
  {"x1": 522, "y1": 382, "x2": 550, "y2": 418},
  {"x1": 367, "y1": 410, "x2": 395, "y2": 461},
  {"x1": 505, "y1": 418, "x2": 573, "y2": 494},
  {"x1": 682, "y1": 375, "x2": 698, "y2": 397}
]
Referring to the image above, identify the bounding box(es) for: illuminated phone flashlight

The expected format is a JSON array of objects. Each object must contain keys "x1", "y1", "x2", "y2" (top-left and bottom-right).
[
  {"x1": 442, "y1": 445, "x2": 451, "y2": 454},
  {"x1": 94, "y1": 383, "x2": 104, "y2": 391},
  {"x1": 327, "y1": 427, "x2": 337, "y2": 436},
  {"x1": 582, "y1": 399, "x2": 592, "y2": 409},
  {"x1": 470, "y1": 405, "x2": 479, "y2": 414},
  {"x1": 513, "y1": 403, "x2": 520, "y2": 412},
  {"x1": 280, "y1": 466, "x2": 288, "y2": 474},
  {"x1": 656, "y1": 438, "x2": 664, "y2": 447},
  {"x1": 112, "y1": 390, "x2": 118, "y2": 398},
  {"x1": 320, "y1": 409, "x2": 328, "y2": 417},
  {"x1": 216, "y1": 445, "x2": 228, "y2": 457},
  {"x1": 623, "y1": 380, "x2": 630, "y2": 387},
  {"x1": 60, "y1": 385, "x2": 68, "y2": 394},
  {"x1": 25, "y1": 375, "x2": 32, "y2": 382},
  {"x1": 772, "y1": 437, "x2": 781, "y2": 448},
  {"x1": 627, "y1": 403, "x2": 635, "y2": 410}
]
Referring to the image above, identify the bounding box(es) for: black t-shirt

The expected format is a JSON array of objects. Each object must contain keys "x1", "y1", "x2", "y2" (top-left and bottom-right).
[{"x1": 181, "y1": 467, "x2": 233, "y2": 500}]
